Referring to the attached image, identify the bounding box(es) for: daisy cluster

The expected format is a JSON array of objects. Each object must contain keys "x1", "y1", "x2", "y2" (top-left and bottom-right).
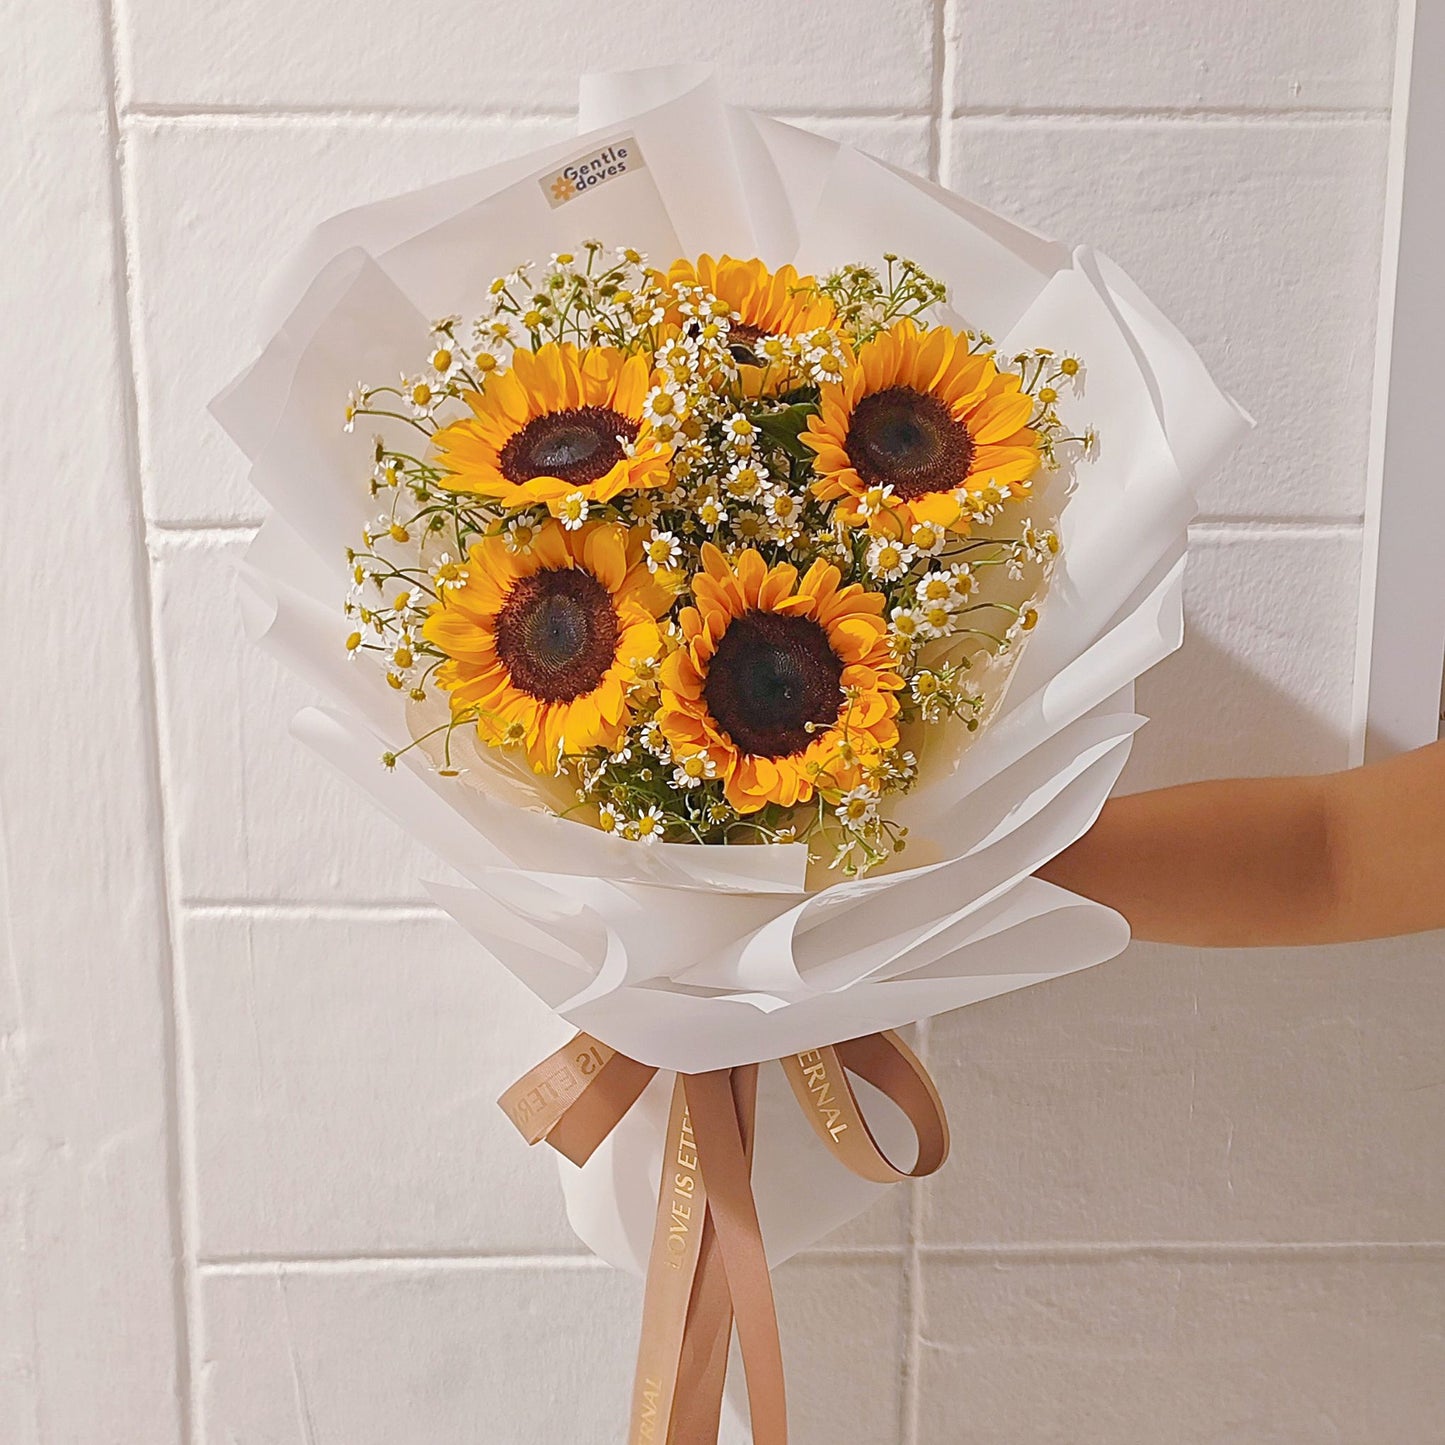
[{"x1": 341, "y1": 244, "x2": 1091, "y2": 874}]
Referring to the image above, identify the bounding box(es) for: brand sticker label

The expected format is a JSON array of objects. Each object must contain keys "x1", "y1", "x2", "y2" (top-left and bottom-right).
[{"x1": 541, "y1": 138, "x2": 646, "y2": 207}]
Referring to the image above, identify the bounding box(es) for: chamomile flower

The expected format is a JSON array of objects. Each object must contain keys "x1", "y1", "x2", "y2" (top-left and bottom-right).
[
  {"x1": 889, "y1": 605, "x2": 925, "y2": 649},
  {"x1": 639, "y1": 720, "x2": 670, "y2": 758},
  {"x1": 908, "y1": 521, "x2": 946, "y2": 556},
  {"x1": 672, "y1": 753, "x2": 717, "y2": 789},
  {"x1": 400, "y1": 374, "x2": 437, "y2": 418},
  {"x1": 696, "y1": 495, "x2": 729, "y2": 532},
  {"x1": 630, "y1": 654, "x2": 662, "y2": 687},
  {"x1": 504, "y1": 516, "x2": 541, "y2": 553},
  {"x1": 430, "y1": 553, "x2": 466, "y2": 591},
  {"x1": 732, "y1": 509, "x2": 768, "y2": 545},
  {"x1": 804, "y1": 339, "x2": 849, "y2": 384},
  {"x1": 866, "y1": 536, "x2": 914, "y2": 581},
  {"x1": 722, "y1": 413, "x2": 757, "y2": 452},
  {"x1": 856, "y1": 484, "x2": 897, "y2": 521},
  {"x1": 557, "y1": 492, "x2": 590, "y2": 530},
  {"x1": 645, "y1": 529, "x2": 682, "y2": 573},
  {"x1": 916, "y1": 570, "x2": 959, "y2": 610},
  {"x1": 911, "y1": 670, "x2": 941, "y2": 703},
  {"x1": 372, "y1": 456, "x2": 400, "y2": 491},
  {"x1": 343, "y1": 384, "x2": 368, "y2": 432},
  {"x1": 630, "y1": 806, "x2": 667, "y2": 843},
  {"x1": 919, "y1": 601, "x2": 956, "y2": 639},
  {"x1": 764, "y1": 489, "x2": 803, "y2": 529},
  {"x1": 643, "y1": 384, "x2": 686, "y2": 429},
  {"x1": 598, "y1": 803, "x2": 622, "y2": 834},
  {"x1": 1009, "y1": 601, "x2": 1041, "y2": 641},
  {"x1": 428, "y1": 340, "x2": 464, "y2": 383},
  {"x1": 724, "y1": 460, "x2": 768, "y2": 501},
  {"x1": 835, "y1": 786, "x2": 879, "y2": 827},
  {"x1": 944, "y1": 563, "x2": 976, "y2": 599}
]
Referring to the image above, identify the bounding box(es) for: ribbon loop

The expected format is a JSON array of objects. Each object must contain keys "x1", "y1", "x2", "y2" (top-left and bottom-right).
[
  {"x1": 781, "y1": 1029, "x2": 950, "y2": 1185},
  {"x1": 498, "y1": 1032, "x2": 657, "y2": 1166}
]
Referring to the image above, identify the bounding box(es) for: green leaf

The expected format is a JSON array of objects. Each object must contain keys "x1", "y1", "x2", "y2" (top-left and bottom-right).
[{"x1": 755, "y1": 402, "x2": 818, "y2": 460}]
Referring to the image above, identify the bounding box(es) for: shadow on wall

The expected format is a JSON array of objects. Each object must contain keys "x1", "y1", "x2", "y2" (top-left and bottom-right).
[{"x1": 1127, "y1": 631, "x2": 1352, "y2": 792}]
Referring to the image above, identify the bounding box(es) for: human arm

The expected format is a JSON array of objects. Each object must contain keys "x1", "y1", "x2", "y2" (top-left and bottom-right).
[{"x1": 1037, "y1": 740, "x2": 1445, "y2": 946}]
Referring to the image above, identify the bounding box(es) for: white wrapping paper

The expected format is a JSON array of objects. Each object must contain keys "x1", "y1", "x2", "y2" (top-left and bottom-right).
[{"x1": 213, "y1": 67, "x2": 1250, "y2": 1275}]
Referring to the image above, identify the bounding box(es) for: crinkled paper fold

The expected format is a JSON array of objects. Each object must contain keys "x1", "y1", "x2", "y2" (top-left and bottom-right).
[{"x1": 213, "y1": 66, "x2": 1250, "y2": 1273}]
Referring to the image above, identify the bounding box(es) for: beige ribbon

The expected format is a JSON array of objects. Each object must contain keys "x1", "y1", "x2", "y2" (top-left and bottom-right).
[{"x1": 499, "y1": 1029, "x2": 949, "y2": 1444}]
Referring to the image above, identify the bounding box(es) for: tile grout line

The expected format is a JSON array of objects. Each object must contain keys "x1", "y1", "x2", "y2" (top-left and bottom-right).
[
  {"x1": 924, "y1": 0, "x2": 947, "y2": 187},
  {"x1": 947, "y1": 104, "x2": 1390, "y2": 124},
  {"x1": 899, "y1": 1017, "x2": 933, "y2": 1445},
  {"x1": 116, "y1": 102, "x2": 1392, "y2": 128},
  {"x1": 195, "y1": 1238, "x2": 1445, "y2": 1276},
  {"x1": 197, "y1": 1243, "x2": 914, "y2": 1275},
  {"x1": 146, "y1": 515, "x2": 1369, "y2": 541},
  {"x1": 96, "y1": 3, "x2": 200, "y2": 1444},
  {"x1": 916, "y1": 1239, "x2": 1445, "y2": 1263},
  {"x1": 182, "y1": 898, "x2": 451, "y2": 921},
  {"x1": 902, "y1": 11, "x2": 952, "y2": 1425},
  {"x1": 1190, "y1": 518, "x2": 1365, "y2": 538}
]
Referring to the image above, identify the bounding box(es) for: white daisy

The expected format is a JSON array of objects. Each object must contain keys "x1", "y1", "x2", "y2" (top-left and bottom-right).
[{"x1": 645, "y1": 529, "x2": 682, "y2": 573}]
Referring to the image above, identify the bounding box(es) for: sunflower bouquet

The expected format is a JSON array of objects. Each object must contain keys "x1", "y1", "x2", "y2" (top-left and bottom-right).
[
  {"x1": 344, "y1": 247, "x2": 1088, "y2": 876},
  {"x1": 214, "y1": 67, "x2": 1248, "y2": 1444}
]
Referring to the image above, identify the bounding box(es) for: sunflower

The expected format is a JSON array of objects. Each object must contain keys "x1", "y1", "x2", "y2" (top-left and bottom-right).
[
  {"x1": 657, "y1": 546, "x2": 902, "y2": 814},
  {"x1": 422, "y1": 520, "x2": 671, "y2": 772},
  {"x1": 664, "y1": 255, "x2": 835, "y2": 386},
  {"x1": 430, "y1": 343, "x2": 670, "y2": 514},
  {"x1": 802, "y1": 319, "x2": 1041, "y2": 535}
]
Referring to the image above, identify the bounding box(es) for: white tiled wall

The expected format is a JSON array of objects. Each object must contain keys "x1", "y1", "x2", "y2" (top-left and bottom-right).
[{"x1": 10, "y1": 1, "x2": 1443, "y2": 1442}]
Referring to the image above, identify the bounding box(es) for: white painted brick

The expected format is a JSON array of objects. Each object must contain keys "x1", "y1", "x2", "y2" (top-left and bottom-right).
[
  {"x1": 948, "y1": 0, "x2": 1397, "y2": 111},
  {"x1": 1, "y1": 3, "x2": 183, "y2": 1441},
  {"x1": 921, "y1": 932, "x2": 1445, "y2": 1248},
  {"x1": 150, "y1": 531, "x2": 460, "y2": 901},
  {"x1": 127, "y1": 117, "x2": 572, "y2": 525},
  {"x1": 1127, "y1": 529, "x2": 1362, "y2": 790},
  {"x1": 915, "y1": 1255, "x2": 1445, "y2": 1442},
  {"x1": 721, "y1": 1257, "x2": 909, "y2": 1445},
  {"x1": 795, "y1": 114, "x2": 935, "y2": 175},
  {"x1": 121, "y1": 3, "x2": 936, "y2": 112},
  {"x1": 182, "y1": 913, "x2": 574, "y2": 1257},
  {"x1": 199, "y1": 1263, "x2": 642, "y2": 1441},
  {"x1": 200, "y1": 1256, "x2": 905, "y2": 1444},
  {"x1": 947, "y1": 120, "x2": 1388, "y2": 520}
]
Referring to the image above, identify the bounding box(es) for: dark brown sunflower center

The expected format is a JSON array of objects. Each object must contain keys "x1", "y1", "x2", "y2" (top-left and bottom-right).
[
  {"x1": 845, "y1": 386, "x2": 975, "y2": 500},
  {"x1": 494, "y1": 567, "x2": 619, "y2": 703},
  {"x1": 728, "y1": 320, "x2": 768, "y2": 367},
  {"x1": 703, "y1": 610, "x2": 844, "y2": 759},
  {"x1": 498, "y1": 407, "x2": 638, "y2": 487}
]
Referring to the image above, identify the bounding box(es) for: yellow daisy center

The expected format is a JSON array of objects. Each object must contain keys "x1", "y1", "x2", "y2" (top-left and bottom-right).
[{"x1": 493, "y1": 567, "x2": 619, "y2": 702}]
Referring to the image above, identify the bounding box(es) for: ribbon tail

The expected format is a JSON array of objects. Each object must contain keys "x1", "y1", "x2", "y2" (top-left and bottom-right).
[
  {"x1": 686, "y1": 1065, "x2": 787, "y2": 1445},
  {"x1": 628, "y1": 1076, "x2": 709, "y2": 1444},
  {"x1": 670, "y1": 1067, "x2": 759, "y2": 1445}
]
